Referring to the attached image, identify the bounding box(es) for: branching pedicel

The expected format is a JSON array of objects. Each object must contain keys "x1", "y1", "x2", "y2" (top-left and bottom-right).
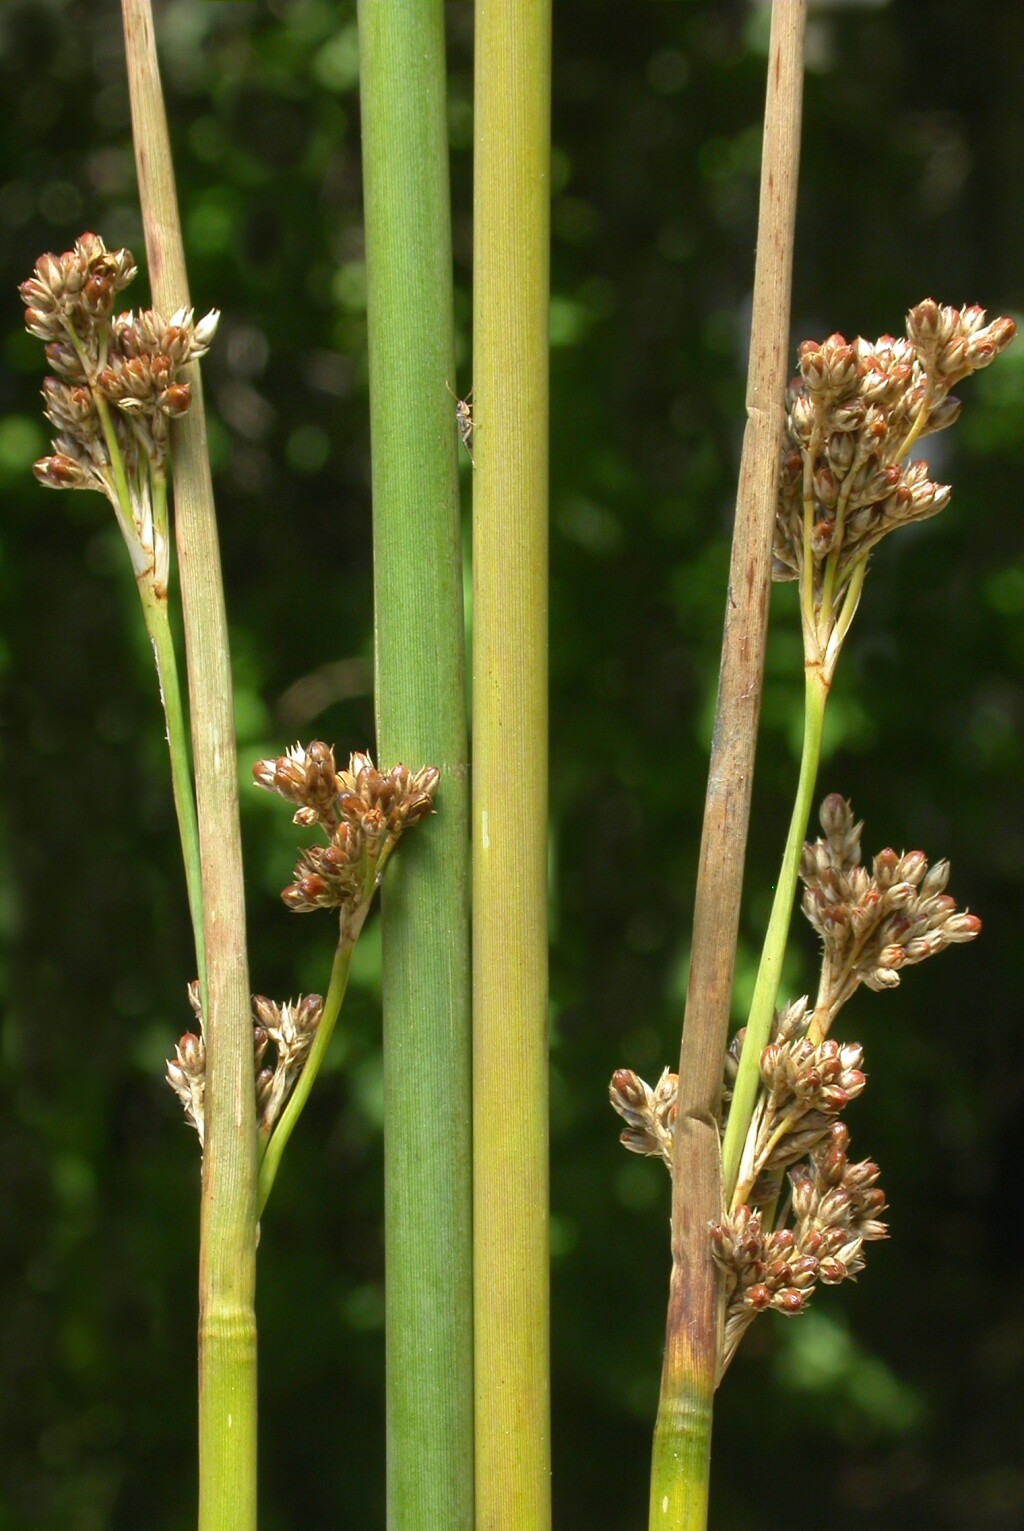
[
  {"x1": 610, "y1": 299, "x2": 1015, "y2": 1380},
  {"x1": 20, "y1": 233, "x2": 223, "y2": 1001},
  {"x1": 168, "y1": 744, "x2": 439, "y2": 1203}
]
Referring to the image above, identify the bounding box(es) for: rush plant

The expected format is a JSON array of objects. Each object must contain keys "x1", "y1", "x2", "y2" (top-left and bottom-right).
[
  {"x1": 610, "y1": 277, "x2": 1017, "y2": 1531},
  {"x1": 15, "y1": 4, "x2": 1016, "y2": 1530}
]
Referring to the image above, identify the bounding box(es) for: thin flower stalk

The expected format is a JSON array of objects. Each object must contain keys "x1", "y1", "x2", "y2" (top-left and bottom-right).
[
  {"x1": 720, "y1": 663, "x2": 825, "y2": 1197},
  {"x1": 19, "y1": 232, "x2": 215, "y2": 1001},
  {"x1": 248, "y1": 742, "x2": 440, "y2": 1214}
]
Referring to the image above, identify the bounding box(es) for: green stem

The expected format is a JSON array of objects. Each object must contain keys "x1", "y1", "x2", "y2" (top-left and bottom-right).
[
  {"x1": 137, "y1": 576, "x2": 207, "y2": 1004},
  {"x1": 721, "y1": 663, "x2": 829, "y2": 1205},
  {"x1": 357, "y1": 1, "x2": 474, "y2": 1522},
  {"x1": 257, "y1": 929, "x2": 355, "y2": 1216},
  {"x1": 825, "y1": 553, "x2": 868, "y2": 677},
  {"x1": 92, "y1": 392, "x2": 136, "y2": 541},
  {"x1": 92, "y1": 377, "x2": 207, "y2": 1002}
]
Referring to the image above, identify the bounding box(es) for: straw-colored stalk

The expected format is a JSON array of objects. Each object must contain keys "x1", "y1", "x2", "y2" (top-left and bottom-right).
[{"x1": 472, "y1": 1, "x2": 553, "y2": 1526}]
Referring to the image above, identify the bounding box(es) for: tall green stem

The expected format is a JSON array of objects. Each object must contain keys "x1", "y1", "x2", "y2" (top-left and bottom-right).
[
  {"x1": 357, "y1": 2, "x2": 474, "y2": 1525},
  {"x1": 137, "y1": 577, "x2": 207, "y2": 1003},
  {"x1": 721, "y1": 663, "x2": 828, "y2": 1205},
  {"x1": 122, "y1": 7, "x2": 258, "y2": 1531},
  {"x1": 473, "y1": 2, "x2": 552, "y2": 1526}
]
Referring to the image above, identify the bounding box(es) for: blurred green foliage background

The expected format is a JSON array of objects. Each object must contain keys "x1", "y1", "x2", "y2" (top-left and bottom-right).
[{"x1": 2, "y1": 2, "x2": 1024, "y2": 1527}]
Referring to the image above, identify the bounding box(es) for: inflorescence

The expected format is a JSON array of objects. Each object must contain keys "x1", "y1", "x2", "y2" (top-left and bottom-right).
[
  {"x1": 609, "y1": 298, "x2": 1010, "y2": 1376},
  {"x1": 167, "y1": 983, "x2": 324, "y2": 1149},
  {"x1": 252, "y1": 742, "x2": 439, "y2": 931},
  {"x1": 775, "y1": 299, "x2": 1015, "y2": 681},
  {"x1": 167, "y1": 743, "x2": 439, "y2": 1155},
  {"x1": 610, "y1": 794, "x2": 980, "y2": 1374},
  {"x1": 19, "y1": 231, "x2": 218, "y2": 587}
]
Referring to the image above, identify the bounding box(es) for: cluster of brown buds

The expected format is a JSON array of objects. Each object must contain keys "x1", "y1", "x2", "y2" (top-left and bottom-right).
[
  {"x1": 711, "y1": 1122, "x2": 887, "y2": 1375},
  {"x1": 737, "y1": 1017, "x2": 867, "y2": 1207},
  {"x1": 253, "y1": 741, "x2": 439, "y2": 937},
  {"x1": 610, "y1": 792, "x2": 979, "y2": 1371},
  {"x1": 166, "y1": 982, "x2": 324, "y2": 1150},
  {"x1": 20, "y1": 232, "x2": 218, "y2": 586},
  {"x1": 775, "y1": 300, "x2": 1015, "y2": 680},
  {"x1": 801, "y1": 793, "x2": 980, "y2": 1036}
]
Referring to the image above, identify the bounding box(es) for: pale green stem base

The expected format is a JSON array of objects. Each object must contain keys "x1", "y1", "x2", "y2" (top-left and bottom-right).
[
  {"x1": 649, "y1": 1374, "x2": 713, "y2": 1531},
  {"x1": 721, "y1": 664, "x2": 829, "y2": 1204},
  {"x1": 198, "y1": 1286, "x2": 258, "y2": 1531}
]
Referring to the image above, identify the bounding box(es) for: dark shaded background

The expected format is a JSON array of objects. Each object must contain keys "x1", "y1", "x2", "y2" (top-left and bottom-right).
[{"x1": 2, "y1": 2, "x2": 1024, "y2": 1527}]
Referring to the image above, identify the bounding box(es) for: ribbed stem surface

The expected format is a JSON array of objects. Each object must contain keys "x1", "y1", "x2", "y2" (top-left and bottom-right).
[
  {"x1": 358, "y1": 2, "x2": 474, "y2": 1525},
  {"x1": 472, "y1": 2, "x2": 552, "y2": 1526}
]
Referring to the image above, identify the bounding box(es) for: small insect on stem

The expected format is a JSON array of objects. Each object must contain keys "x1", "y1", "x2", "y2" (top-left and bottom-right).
[{"x1": 446, "y1": 381, "x2": 474, "y2": 463}]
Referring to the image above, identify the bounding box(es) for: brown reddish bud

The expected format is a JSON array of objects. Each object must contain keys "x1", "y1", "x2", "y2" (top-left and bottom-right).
[
  {"x1": 33, "y1": 453, "x2": 90, "y2": 489},
  {"x1": 161, "y1": 382, "x2": 192, "y2": 417},
  {"x1": 774, "y1": 1289, "x2": 807, "y2": 1314}
]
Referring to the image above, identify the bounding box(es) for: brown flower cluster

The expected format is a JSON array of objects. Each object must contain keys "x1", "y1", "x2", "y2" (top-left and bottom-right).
[
  {"x1": 20, "y1": 233, "x2": 218, "y2": 580},
  {"x1": 166, "y1": 983, "x2": 323, "y2": 1150},
  {"x1": 742, "y1": 1029, "x2": 866, "y2": 1204},
  {"x1": 611, "y1": 791, "x2": 980, "y2": 1372},
  {"x1": 253, "y1": 741, "x2": 439, "y2": 928},
  {"x1": 775, "y1": 300, "x2": 1015, "y2": 676},
  {"x1": 711, "y1": 1122, "x2": 887, "y2": 1374},
  {"x1": 801, "y1": 793, "x2": 980, "y2": 1035}
]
